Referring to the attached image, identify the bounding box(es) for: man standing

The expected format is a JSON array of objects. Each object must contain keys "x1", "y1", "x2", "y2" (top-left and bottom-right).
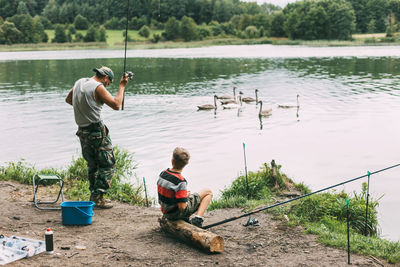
[{"x1": 66, "y1": 66, "x2": 128, "y2": 209}]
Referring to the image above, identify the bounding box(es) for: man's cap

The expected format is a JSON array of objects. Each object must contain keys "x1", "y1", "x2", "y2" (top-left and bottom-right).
[{"x1": 93, "y1": 66, "x2": 114, "y2": 83}]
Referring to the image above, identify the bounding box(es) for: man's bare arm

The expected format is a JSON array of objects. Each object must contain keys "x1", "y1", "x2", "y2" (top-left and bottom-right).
[
  {"x1": 95, "y1": 74, "x2": 128, "y2": 110},
  {"x1": 66, "y1": 88, "x2": 73, "y2": 105}
]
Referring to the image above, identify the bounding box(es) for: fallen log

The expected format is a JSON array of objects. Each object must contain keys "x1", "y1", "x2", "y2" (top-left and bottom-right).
[{"x1": 159, "y1": 217, "x2": 224, "y2": 253}]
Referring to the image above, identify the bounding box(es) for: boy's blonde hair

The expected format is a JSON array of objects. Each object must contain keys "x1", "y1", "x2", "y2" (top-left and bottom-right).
[{"x1": 172, "y1": 147, "x2": 190, "y2": 169}]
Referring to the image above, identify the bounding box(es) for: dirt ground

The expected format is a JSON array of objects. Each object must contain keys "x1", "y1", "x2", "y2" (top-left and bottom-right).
[{"x1": 0, "y1": 181, "x2": 392, "y2": 267}]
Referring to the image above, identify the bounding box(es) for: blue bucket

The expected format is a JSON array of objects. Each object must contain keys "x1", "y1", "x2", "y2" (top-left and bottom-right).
[{"x1": 60, "y1": 201, "x2": 95, "y2": 225}]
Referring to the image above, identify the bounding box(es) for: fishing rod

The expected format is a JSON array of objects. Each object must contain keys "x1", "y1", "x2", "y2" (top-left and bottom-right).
[
  {"x1": 202, "y1": 163, "x2": 400, "y2": 229},
  {"x1": 121, "y1": 0, "x2": 130, "y2": 111}
]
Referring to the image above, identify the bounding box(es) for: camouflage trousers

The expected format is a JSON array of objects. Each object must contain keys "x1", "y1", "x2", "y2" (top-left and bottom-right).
[{"x1": 76, "y1": 122, "x2": 116, "y2": 195}]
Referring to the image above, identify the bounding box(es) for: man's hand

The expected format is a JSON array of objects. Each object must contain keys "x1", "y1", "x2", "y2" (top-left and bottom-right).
[{"x1": 120, "y1": 72, "x2": 129, "y2": 87}]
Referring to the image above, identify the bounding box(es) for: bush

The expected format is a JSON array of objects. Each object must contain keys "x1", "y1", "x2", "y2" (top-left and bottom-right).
[
  {"x1": 52, "y1": 24, "x2": 67, "y2": 43},
  {"x1": 197, "y1": 26, "x2": 211, "y2": 40},
  {"x1": 138, "y1": 25, "x2": 150, "y2": 38},
  {"x1": 83, "y1": 25, "x2": 98, "y2": 42},
  {"x1": 74, "y1": 32, "x2": 84, "y2": 42},
  {"x1": 180, "y1": 16, "x2": 198, "y2": 41},
  {"x1": 245, "y1": 25, "x2": 259, "y2": 38},
  {"x1": 0, "y1": 147, "x2": 147, "y2": 205},
  {"x1": 164, "y1": 17, "x2": 180, "y2": 40},
  {"x1": 67, "y1": 24, "x2": 76, "y2": 34},
  {"x1": 104, "y1": 17, "x2": 122, "y2": 30},
  {"x1": 289, "y1": 183, "x2": 379, "y2": 236},
  {"x1": 151, "y1": 33, "x2": 161, "y2": 43},
  {"x1": 98, "y1": 25, "x2": 107, "y2": 42},
  {"x1": 209, "y1": 21, "x2": 224, "y2": 36}
]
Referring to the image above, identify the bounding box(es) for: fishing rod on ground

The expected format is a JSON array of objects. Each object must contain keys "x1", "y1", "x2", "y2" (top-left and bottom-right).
[
  {"x1": 121, "y1": 0, "x2": 134, "y2": 110},
  {"x1": 202, "y1": 163, "x2": 400, "y2": 230}
]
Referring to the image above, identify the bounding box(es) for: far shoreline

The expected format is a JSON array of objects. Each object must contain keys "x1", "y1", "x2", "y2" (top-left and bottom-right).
[{"x1": 2, "y1": 43, "x2": 400, "y2": 62}]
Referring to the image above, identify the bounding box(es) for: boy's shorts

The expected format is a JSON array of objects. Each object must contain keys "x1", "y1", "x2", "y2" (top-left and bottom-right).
[{"x1": 163, "y1": 193, "x2": 201, "y2": 221}]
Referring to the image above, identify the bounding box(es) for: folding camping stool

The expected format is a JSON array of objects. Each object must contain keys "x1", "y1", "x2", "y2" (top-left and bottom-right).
[{"x1": 32, "y1": 174, "x2": 64, "y2": 210}]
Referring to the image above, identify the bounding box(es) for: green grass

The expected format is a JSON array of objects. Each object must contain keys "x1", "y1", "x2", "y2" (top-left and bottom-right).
[
  {"x1": 305, "y1": 217, "x2": 400, "y2": 264},
  {"x1": 0, "y1": 146, "x2": 149, "y2": 205},
  {"x1": 208, "y1": 161, "x2": 400, "y2": 264}
]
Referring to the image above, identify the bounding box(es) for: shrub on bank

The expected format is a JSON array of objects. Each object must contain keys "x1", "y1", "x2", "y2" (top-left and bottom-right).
[
  {"x1": 208, "y1": 161, "x2": 399, "y2": 264},
  {"x1": 0, "y1": 146, "x2": 147, "y2": 205}
]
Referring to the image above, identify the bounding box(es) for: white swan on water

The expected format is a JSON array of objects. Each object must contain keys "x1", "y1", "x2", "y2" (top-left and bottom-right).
[
  {"x1": 197, "y1": 95, "x2": 217, "y2": 110},
  {"x1": 278, "y1": 94, "x2": 300, "y2": 108},
  {"x1": 217, "y1": 87, "x2": 236, "y2": 100},
  {"x1": 242, "y1": 89, "x2": 258, "y2": 103},
  {"x1": 258, "y1": 100, "x2": 272, "y2": 117}
]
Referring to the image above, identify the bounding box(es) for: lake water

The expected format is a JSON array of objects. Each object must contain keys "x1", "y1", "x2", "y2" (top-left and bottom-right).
[{"x1": 1, "y1": 45, "x2": 400, "y2": 241}]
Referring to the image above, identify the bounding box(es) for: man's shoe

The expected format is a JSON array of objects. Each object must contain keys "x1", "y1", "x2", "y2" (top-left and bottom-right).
[
  {"x1": 92, "y1": 194, "x2": 113, "y2": 209},
  {"x1": 190, "y1": 216, "x2": 204, "y2": 228}
]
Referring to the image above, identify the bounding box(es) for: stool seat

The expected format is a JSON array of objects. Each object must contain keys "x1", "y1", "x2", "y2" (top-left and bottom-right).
[{"x1": 32, "y1": 174, "x2": 64, "y2": 210}]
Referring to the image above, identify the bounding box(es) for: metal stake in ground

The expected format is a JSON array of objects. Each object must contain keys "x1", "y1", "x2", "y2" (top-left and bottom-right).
[
  {"x1": 364, "y1": 171, "x2": 371, "y2": 236},
  {"x1": 143, "y1": 176, "x2": 149, "y2": 207},
  {"x1": 121, "y1": 0, "x2": 130, "y2": 111},
  {"x1": 243, "y1": 143, "x2": 250, "y2": 200},
  {"x1": 346, "y1": 198, "x2": 351, "y2": 265}
]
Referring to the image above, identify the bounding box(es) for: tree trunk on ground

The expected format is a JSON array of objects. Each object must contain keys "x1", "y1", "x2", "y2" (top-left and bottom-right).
[{"x1": 158, "y1": 217, "x2": 225, "y2": 253}]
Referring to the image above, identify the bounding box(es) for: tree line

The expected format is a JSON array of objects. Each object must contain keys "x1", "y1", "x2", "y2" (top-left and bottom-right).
[{"x1": 1, "y1": 0, "x2": 400, "y2": 45}]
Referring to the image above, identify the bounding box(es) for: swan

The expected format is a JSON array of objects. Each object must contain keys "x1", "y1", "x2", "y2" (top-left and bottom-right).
[
  {"x1": 258, "y1": 100, "x2": 272, "y2": 117},
  {"x1": 242, "y1": 89, "x2": 259, "y2": 103},
  {"x1": 223, "y1": 95, "x2": 242, "y2": 109},
  {"x1": 278, "y1": 94, "x2": 300, "y2": 108},
  {"x1": 217, "y1": 86, "x2": 236, "y2": 100},
  {"x1": 197, "y1": 95, "x2": 217, "y2": 110}
]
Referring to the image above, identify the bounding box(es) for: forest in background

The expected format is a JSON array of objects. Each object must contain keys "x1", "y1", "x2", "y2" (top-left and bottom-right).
[{"x1": 1, "y1": 0, "x2": 400, "y2": 45}]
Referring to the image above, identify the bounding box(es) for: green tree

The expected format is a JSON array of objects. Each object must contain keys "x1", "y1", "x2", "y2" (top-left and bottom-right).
[
  {"x1": 42, "y1": 0, "x2": 59, "y2": 24},
  {"x1": 74, "y1": 14, "x2": 89, "y2": 30},
  {"x1": 7, "y1": 14, "x2": 34, "y2": 43},
  {"x1": 325, "y1": 0, "x2": 356, "y2": 39},
  {"x1": 180, "y1": 16, "x2": 198, "y2": 41},
  {"x1": 164, "y1": 16, "x2": 180, "y2": 40},
  {"x1": 99, "y1": 25, "x2": 107, "y2": 42},
  {"x1": 0, "y1": 21, "x2": 23, "y2": 44},
  {"x1": 32, "y1": 16, "x2": 47, "y2": 43},
  {"x1": 84, "y1": 25, "x2": 98, "y2": 42},
  {"x1": 16, "y1": 1, "x2": 30, "y2": 15},
  {"x1": 270, "y1": 11, "x2": 286, "y2": 37},
  {"x1": 213, "y1": 0, "x2": 234, "y2": 22},
  {"x1": 366, "y1": 0, "x2": 388, "y2": 33},
  {"x1": 138, "y1": 25, "x2": 151, "y2": 38},
  {"x1": 52, "y1": 24, "x2": 67, "y2": 43},
  {"x1": 238, "y1": 14, "x2": 253, "y2": 31}
]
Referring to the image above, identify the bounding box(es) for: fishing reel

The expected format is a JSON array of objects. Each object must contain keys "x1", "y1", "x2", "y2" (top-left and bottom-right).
[
  {"x1": 243, "y1": 217, "x2": 259, "y2": 227},
  {"x1": 125, "y1": 71, "x2": 135, "y2": 80}
]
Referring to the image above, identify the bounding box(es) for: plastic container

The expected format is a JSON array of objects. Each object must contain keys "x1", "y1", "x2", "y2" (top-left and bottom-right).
[{"x1": 60, "y1": 201, "x2": 95, "y2": 225}]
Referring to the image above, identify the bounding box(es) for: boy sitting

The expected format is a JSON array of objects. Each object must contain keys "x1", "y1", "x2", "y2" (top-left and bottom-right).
[{"x1": 157, "y1": 147, "x2": 213, "y2": 228}]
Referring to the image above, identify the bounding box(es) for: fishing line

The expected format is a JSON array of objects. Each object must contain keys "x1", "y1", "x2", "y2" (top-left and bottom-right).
[
  {"x1": 202, "y1": 163, "x2": 400, "y2": 229},
  {"x1": 121, "y1": 0, "x2": 130, "y2": 111}
]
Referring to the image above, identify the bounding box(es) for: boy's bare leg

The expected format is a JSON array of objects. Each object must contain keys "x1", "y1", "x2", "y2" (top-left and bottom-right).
[{"x1": 195, "y1": 188, "x2": 213, "y2": 217}]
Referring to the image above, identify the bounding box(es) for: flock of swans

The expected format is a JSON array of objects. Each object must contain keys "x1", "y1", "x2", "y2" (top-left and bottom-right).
[{"x1": 197, "y1": 87, "x2": 300, "y2": 119}]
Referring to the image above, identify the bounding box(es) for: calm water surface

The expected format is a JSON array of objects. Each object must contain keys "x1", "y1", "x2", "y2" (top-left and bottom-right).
[{"x1": 1, "y1": 45, "x2": 400, "y2": 241}]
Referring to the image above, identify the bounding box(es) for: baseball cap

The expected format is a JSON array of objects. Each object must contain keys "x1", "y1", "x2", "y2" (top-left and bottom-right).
[{"x1": 93, "y1": 66, "x2": 114, "y2": 83}]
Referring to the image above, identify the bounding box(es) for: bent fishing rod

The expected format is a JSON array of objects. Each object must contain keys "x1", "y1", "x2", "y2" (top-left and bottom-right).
[
  {"x1": 202, "y1": 162, "x2": 400, "y2": 229},
  {"x1": 121, "y1": 0, "x2": 133, "y2": 110}
]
